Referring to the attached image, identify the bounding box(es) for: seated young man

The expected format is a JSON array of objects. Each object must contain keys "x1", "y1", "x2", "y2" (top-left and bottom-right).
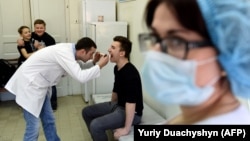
[{"x1": 82, "y1": 36, "x2": 144, "y2": 141}]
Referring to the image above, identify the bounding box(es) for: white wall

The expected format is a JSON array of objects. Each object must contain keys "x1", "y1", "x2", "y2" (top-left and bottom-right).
[{"x1": 117, "y1": 0, "x2": 145, "y2": 69}]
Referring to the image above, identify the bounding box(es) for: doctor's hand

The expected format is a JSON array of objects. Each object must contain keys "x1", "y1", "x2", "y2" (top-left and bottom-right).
[
  {"x1": 97, "y1": 54, "x2": 109, "y2": 69},
  {"x1": 93, "y1": 51, "x2": 101, "y2": 64}
]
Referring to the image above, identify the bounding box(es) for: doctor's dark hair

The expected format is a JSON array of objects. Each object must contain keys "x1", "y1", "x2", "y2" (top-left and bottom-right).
[
  {"x1": 75, "y1": 37, "x2": 97, "y2": 52},
  {"x1": 113, "y1": 36, "x2": 132, "y2": 61},
  {"x1": 144, "y1": 0, "x2": 211, "y2": 42}
]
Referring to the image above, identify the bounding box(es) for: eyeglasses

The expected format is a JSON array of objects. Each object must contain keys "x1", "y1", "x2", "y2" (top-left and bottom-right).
[{"x1": 139, "y1": 33, "x2": 213, "y2": 59}]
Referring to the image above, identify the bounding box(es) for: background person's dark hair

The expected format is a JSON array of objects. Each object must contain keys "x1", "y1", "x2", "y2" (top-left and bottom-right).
[
  {"x1": 18, "y1": 26, "x2": 30, "y2": 34},
  {"x1": 34, "y1": 19, "x2": 46, "y2": 26},
  {"x1": 144, "y1": 0, "x2": 211, "y2": 42},
  {"x1": 113, "y1": 36, "x2": 132, "y2": 61},
  {"x1": 75, "y1": 37, "x2": 97, "y2": 52}
]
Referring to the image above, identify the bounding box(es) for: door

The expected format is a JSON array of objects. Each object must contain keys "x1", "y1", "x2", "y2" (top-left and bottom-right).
[
  {"x1": 30, "y1": 0, "x2": 68, "y2": 43},
  {"x1": 30, "y1": 0, "x2": 69, "y2": 97},
  {"x1": 0, "y1": 0, "x2": 69, "y2": 97},
  {"x1": 0, "y1": 0, "x2": 31, "y2": 59}
]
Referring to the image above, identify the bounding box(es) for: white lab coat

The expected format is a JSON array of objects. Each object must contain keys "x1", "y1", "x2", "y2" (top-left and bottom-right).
[{"x1": 5, "y1": 43, "x2": 100, "y2": 117}]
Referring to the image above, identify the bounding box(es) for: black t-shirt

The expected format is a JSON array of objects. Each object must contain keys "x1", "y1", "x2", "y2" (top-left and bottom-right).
[
  {"x1": 32, "y1": 32, "x2": 56, "y2": 46},
  {"x1": 17, "y1": 40, "x2": 34, "y2": 67},
  {"x1": 113, "y1": 62, "x2": 144, "y2": 116}
]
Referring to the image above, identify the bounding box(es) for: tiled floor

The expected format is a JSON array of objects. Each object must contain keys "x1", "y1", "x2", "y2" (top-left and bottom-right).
[{"x1": 0, "y1": 95, "x2": 92, "y2": 141}]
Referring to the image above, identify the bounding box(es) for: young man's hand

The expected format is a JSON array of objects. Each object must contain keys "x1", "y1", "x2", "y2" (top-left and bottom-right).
[{"x1": 114, "y1": 128, "x2": 130, "y2": 140}]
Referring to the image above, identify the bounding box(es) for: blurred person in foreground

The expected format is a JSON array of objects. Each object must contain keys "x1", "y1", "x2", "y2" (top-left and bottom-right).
[{"x1": 140, "y1": 0, "x2": 250, "y2": 124}]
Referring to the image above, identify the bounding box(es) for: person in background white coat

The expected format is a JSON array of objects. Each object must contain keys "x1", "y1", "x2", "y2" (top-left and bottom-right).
[{"x1": 5, "y1": 37, "x2": 109, "y2": 141}]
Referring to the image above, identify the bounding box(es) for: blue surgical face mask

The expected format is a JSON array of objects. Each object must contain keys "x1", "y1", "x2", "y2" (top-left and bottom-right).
[{"x1": 141, "y1": 51, "x2": 218, "y2": 106}]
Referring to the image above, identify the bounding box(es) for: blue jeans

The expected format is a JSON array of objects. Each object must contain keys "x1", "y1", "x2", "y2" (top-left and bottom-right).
[
  {"x1": 82, "y1": 102, "x2": 141, "y2": 141},
  {"x1": 23, "y1": 94, "x2": 60, "y2": 141}
]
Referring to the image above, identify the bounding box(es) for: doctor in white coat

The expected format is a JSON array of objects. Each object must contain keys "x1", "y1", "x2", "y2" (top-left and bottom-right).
[{"x1": 5, "y1": 37, "x2": 109, "y2": 141}]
